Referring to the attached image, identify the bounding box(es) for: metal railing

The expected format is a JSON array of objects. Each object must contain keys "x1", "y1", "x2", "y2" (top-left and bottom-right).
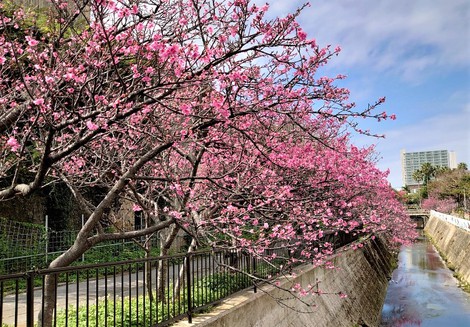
[
  {"x1": 0, "y1": 249, "x2": 281, "y2": 327},
  {"x1": 407, "y1": 208, "x2": 430, "y2": 216},
  {"x1": 431, "y1": 210, "x2": 470, "y2": 232}
]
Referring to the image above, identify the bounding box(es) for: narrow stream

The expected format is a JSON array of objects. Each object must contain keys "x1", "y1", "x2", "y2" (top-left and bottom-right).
[{"x1": 380, "y1": 235, "x2": 470, "y2": 326}]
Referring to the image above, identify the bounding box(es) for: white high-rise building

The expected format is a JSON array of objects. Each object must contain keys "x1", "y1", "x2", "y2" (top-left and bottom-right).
[{"x1": 401, "y1": 149, "x2": 457, "y2": 187}]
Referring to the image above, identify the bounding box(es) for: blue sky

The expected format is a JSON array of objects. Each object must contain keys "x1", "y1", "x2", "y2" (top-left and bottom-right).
[{"x1": 262, "y1": 0, "x2": 470, "y2": 188}]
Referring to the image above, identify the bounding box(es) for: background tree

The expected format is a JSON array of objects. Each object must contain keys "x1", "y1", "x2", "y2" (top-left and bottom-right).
[
  {"x1": 1, "y1": 1, "x2": 417, "y2": 324},
  {"x1": 421, "y1": 197, "x2": 457, "y2": 214},
  {"x1": 412, "y1": 162, "x2": 438, "y2": 186},
  {"x1": 412, "y1": 162, "x2": 439, "y2": 200},
  {"x1": 427, "y1": 162, "x2": 470, "y2": 213},
  {"x1": 458, "y1": 162, "x2": 468, "y2": 171}
]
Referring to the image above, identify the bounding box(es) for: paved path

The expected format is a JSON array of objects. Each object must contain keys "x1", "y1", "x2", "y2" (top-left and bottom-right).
[{"x1": 2, "y1": 268, "x2": 156, "y2": 326}]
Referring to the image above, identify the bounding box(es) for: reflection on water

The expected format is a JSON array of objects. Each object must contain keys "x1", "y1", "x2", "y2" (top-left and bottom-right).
[{"x1": 380, "y1": 236, "x2": 470, "y2": 327}]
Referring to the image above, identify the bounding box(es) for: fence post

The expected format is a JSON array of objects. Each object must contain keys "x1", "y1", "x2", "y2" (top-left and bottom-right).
[
  {"x1": 186, "y1": 253, "x2": 192, "y2": 323},
  {"x1": 45, "y1": 215, "x2": 49, "y2": 264},
  {"x1": 81, "y1": 214, "x2": 85, "y2": 262},
  {"x1": 26, "y1": 272, "x2": 34, "y2": 327},
  {"x1": 252, "y1": 256, "x2": 257, "y2": 293}
]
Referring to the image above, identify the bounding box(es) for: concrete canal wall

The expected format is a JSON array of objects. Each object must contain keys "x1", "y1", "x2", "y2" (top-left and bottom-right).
[
  {"x1": 174, "y1": 237, "x2": 393, "y2": 327},
  {"x1": 425, "y1": 212, "x2": 470, "y2": 285}
]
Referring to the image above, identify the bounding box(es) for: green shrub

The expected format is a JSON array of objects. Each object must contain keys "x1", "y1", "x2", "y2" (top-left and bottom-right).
[{"x1": 55, "y1": 295, "x2": 182, "y2": 327}]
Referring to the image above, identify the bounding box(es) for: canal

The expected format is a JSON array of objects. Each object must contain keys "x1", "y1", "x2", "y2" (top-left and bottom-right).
[{"x1": 380, "y1": 235, "x2": 470, "y2": 326}]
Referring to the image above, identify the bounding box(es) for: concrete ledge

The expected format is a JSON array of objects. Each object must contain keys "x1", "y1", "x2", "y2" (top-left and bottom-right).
[
  {"x1": 173, "y1": 237, "x2": 392, "y2": 327},
  {"x1": 425, "y1": 213, "x2": 470, "y2": 284}
]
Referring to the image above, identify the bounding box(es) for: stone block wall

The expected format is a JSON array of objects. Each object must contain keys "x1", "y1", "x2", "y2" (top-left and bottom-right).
[
  {"x1": 174, "y1": 237, "x2": 393, "y2": 327},
  {"x1": 424, "y1": 213, "x2": 470, "y2": 284}
]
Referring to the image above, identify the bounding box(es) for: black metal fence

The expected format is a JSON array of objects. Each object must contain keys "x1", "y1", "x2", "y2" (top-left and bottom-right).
[{"x1": 0, "y1": 249, "x2": 281, "y2": 327}]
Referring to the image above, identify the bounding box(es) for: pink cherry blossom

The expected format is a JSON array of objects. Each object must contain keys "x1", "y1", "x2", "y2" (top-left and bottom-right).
[
  {"x1": 0, "y1": 2, "x2": 417, "y2": 318},
  {"x1": 45, "y1": 76, "x2": 55, "y2": 84},
  {"x1": 25, "y1": 36, "x2": 39, "y2": 47},
  {"x1": 86, "y1": 121, "x2": 99, "y2": 131},
  {"x1": 33, "y1": 98, "x2": 44, "y2": 106},
  {"x1": 6, "y1": 137, "x2": 20, "y2": 152},
  {"x1": 180, "y1": 103, "x2": 192, "y2": 115}
]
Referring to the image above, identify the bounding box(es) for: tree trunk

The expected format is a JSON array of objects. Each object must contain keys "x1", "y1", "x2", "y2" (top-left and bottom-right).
[
  {"x1": 38, "y1": 274, "x2": 57, "y2": 327},
  {"x1": 145, "y1": 233, "x2": 154, "y2": 302},
  {"x1": 174, "y1": 238, "x2": 197, "y2": 299},
  {"x1": 156, "y1": 255, "x2": 168, "y2": 303},
  {"x1": 38, "y1": 241, "x2": 87, "y2": 327},
  {"x1": 156, "y1": 226, "x2": 180, "y2": 302}
]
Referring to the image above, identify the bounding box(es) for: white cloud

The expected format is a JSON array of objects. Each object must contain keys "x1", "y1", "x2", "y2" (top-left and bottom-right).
[
  {"x1": 255, "y1": 0, "x2": 470, "y2": 189},
  {"x1": 263, "y1": 0, "x2": 470, "y2": 82}
]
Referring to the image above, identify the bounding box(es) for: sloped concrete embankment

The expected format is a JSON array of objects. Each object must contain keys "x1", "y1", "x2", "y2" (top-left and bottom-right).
[
  {"x1": 175, "y1": 237, "x2": 393, "y2": 327},
  {"x1": 424, "y1": 213, "x2": 470, "y2": 285}
]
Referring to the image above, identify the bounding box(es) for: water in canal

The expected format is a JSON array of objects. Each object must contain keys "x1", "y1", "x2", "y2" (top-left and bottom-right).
[{"x1": 380, "y1": 235, "x2": 470, "y2": 326}]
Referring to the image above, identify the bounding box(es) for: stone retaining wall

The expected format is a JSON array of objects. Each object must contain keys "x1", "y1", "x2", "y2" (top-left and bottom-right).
[
  {"x1": 174, "y1": 237, "x2": 393, "y2": 327},
  {"x1": 424, "y1": 213, "x2": 470, "y2": 285}
]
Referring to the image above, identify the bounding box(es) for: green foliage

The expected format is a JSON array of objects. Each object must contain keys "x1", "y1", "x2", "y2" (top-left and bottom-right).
[
  {"x1": 412, "y1": 162, "x2": 438, "y2": 187},
  {"x1": 55, "y1": 295, "x2": 178, "y2": 327},
  {"x1": 0, "y1": 217, "x2": 47, "y2": 274},
  {"x1": 410, "y1": 162, "x2": 470, "y2": 210},
  {"x1": 403, "y1": 192, "x2": 420, "y2": 206},
  {"x1": 458, "y1": 162, "x2": 468, "y2": 171},
  {"x1": 200, "y1": 271, "x2": 252, "y2": 296},
  {"x1": 1, "y1": 1, "x2": 47, "y2": 40},
  {"x1": 2, "y1": 0, "x2": 88, "y2": 38},
  {"x1": 76, "y1": 242, "x2": 160, "y2": 266},
  {"x1": 418, "y1": 185, "x2": 428, "y2": 200}
]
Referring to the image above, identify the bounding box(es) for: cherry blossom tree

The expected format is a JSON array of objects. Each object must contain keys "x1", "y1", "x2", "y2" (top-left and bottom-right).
[
  {"x1": 421, "y1": 197, "x2": 458, "y2": 214},
  {"x1": 1, "y1": 0, "x2": 416, "y2": 324}
]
